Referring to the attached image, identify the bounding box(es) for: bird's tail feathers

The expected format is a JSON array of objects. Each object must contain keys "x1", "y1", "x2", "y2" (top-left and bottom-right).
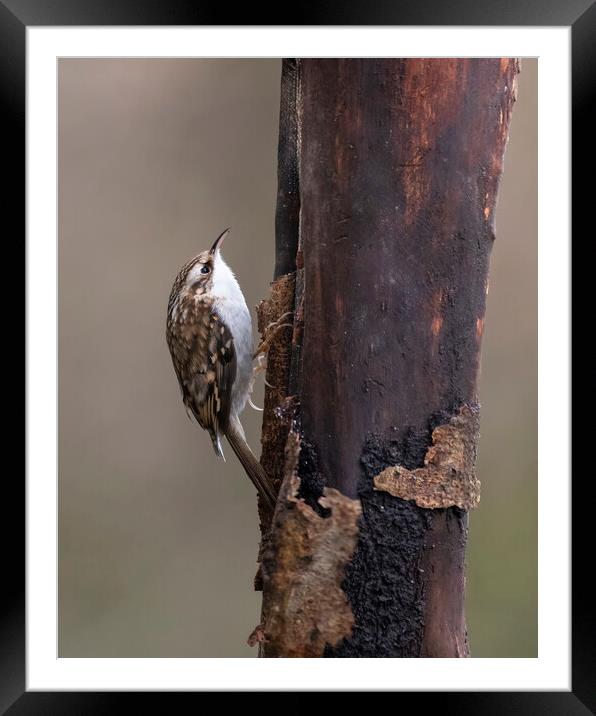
[{"x1": 225, "y1": 417, "x2": 276, "y2": 511}]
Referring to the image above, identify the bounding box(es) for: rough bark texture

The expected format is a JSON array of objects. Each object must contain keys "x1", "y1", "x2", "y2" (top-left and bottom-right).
[
  {"x1": 273, "y1": 59, "x2": 300, "y2": 280},
  {"x1": 255, "y1": 273, "x2": 295, "y2": 525},
  {"x1": 256, "y1": 58, "x2": 518, "y2": 658},
  {"x1": 373, "y1": 403, "x2": 481, "y2": 510},
  {"x1": 259, "y1": 432, "x2": 361, "y2": 657}
]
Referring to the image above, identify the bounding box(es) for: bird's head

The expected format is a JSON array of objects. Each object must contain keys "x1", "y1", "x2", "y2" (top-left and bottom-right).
[{"x1": 184, "y1": 227, "x2": 230, "y2": 294}]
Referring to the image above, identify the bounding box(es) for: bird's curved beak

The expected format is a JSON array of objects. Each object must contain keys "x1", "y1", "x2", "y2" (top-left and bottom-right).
[{"x1": 210, "y1": 227, "x2": 231, "y2": 255}]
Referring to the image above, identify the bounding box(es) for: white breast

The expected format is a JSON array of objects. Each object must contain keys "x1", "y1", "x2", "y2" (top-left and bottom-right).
[{"x1": 212, "y1": 251, "x2": 253, "y2": 418}]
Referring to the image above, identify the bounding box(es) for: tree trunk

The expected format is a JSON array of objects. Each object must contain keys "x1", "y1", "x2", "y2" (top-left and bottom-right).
[{"x1": 255, "y1": 58, "x2": 518, "y2": 658}]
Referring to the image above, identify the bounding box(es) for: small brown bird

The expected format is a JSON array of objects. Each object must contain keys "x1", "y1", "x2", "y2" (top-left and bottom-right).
[{"x1": 166, "y1": 228, "x2": 276, "y2": 510}]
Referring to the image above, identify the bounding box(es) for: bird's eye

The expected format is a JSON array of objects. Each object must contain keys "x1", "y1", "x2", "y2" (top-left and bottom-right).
[{"x1": 201, "y1": 265, "x2": 210, "y2": 275}]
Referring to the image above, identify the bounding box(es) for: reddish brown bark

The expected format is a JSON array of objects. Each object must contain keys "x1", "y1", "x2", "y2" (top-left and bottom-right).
[{"x1": 258, "y1": 58, "x2": 518, "y2": 657}]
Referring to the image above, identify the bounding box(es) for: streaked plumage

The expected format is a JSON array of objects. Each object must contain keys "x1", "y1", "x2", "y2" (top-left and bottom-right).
[{"x1": 166, "y1": 229, "x2": 276, "y2": 510}]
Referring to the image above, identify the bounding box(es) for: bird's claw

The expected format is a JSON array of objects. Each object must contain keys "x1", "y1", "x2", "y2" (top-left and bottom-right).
[
  {"x1": 252, "y1": 311, "x2": 294, "y2": 390},
  {"x1": 252, "y1": 311, "x2": 294, "y2": 360}
]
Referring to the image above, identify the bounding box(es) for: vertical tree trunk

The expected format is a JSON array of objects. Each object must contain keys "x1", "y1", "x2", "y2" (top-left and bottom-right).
[{"x1": 256, "y1": 58, "x2": 518, "y2": 658}]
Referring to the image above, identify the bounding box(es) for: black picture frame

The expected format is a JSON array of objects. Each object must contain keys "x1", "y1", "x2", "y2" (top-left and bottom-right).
[{"x1": 8, "y1": 0, "x2": 588, "y2": 711}]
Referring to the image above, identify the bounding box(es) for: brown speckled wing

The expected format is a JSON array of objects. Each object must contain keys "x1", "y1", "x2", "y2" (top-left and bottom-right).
[
  {"x1": 199, "y1": 309, "x2": 236, "y2": 437},
  {"x1": 167, "y1": 301, "x2": 236, "y2": 440}
]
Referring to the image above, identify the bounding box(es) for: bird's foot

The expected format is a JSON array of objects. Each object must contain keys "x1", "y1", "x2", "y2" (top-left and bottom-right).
[
  {"x1": 252, "y1": 311, "x2": 294, "y2": 360},
  {"x1": 252, "y1": 311, "x2": 294, "y2": 390},
  {"x1": 253, "y1": 353, "x2": 275, "y2": 389}
]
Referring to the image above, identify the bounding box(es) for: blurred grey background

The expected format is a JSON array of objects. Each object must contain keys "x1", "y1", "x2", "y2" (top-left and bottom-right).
[{"x1": 58, "y1": 59, "x2": 537, "y2": 657}]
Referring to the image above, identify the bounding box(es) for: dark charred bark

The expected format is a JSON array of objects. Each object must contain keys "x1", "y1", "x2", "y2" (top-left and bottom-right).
[
  {"x1": 274, "y1": 59, "x2": 300, "y2": 280},
  {"x1": 257, "y1": 58, "x2": 518, "y2": 657}
]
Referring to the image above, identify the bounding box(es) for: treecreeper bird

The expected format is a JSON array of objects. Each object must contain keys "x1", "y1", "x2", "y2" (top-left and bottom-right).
[{"x1": 166, "y1": 228, "x2": 277, "y2": 511}]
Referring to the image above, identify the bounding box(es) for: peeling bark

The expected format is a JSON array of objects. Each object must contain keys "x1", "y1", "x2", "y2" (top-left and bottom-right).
[
  {"x1": 256, "y1": 432, "x2": 361, "y2": 657},
  {"x1": 374, "y1": 404, "x2": 481, "y2": 510},
  {"x1": 257, "y1": 58, "x2": 518, "y2": 657},
  {"x1": 256, "y1": 273, "x2": 296, "y2": 497}
]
